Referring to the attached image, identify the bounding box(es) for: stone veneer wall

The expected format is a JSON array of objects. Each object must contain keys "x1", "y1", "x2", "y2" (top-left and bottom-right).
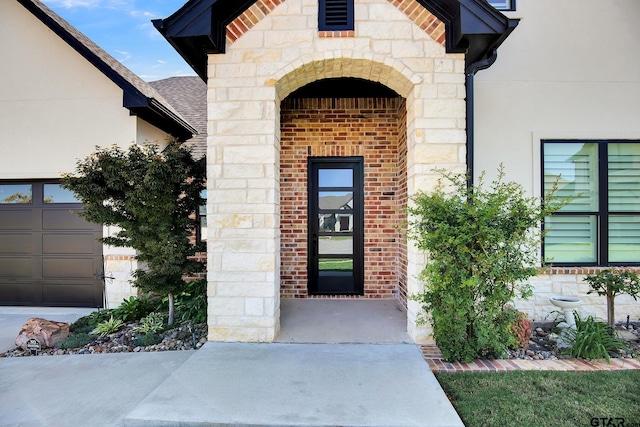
[
  {"x1": 206, "y1": 0, "x2": 467, "y2": 342},
  {"x1": 279, "y1": 97, "x2": 408, "y2": 301},
  {"x1": 517, "y1": 268, "x2": 640, "y2": 323}
]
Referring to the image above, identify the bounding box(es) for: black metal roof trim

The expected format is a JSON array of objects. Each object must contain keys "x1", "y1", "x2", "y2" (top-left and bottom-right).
[
  {"x1": 153, "y1": 0, "x2": 258, "y2": 81},
  {"x1": 17, "y1": 0, "x2": 198, "y2": 141},
  {"x1": 417, "y1": 0, "x2": 518, "y2": 71},
  {"x1": 155, "y1": 0, "x2": 517, "y2": 80}
]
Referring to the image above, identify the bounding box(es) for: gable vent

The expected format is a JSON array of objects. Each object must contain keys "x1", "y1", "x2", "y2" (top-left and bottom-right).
[{"x1": 319, "y1": 0, "x2": 354, "y2": 31}]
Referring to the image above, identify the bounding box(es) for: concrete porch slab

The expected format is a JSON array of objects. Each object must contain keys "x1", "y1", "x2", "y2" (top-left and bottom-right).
[
  {"x1": 124, "y1": 342, "x2": 463, "y2": 427},
  {"x1": 276, "y1": 298, "x2": 412, "y2": 344}
]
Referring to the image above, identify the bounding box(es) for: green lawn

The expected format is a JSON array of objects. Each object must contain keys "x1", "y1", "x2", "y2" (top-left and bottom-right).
[{"x1": 436, "y1": 370, "x2": 640, "y2": 427}]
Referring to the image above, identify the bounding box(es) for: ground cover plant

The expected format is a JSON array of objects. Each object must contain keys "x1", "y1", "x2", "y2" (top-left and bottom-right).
[
  {"x1": 437, "y1": 370, "x2": 640, "y2": 427},
  {"x1": 407, "y1": 167, "x2": 561, "y2": 362},
  {"x1": 562, "y1": 312, "x2": 629, "y2": 361}
]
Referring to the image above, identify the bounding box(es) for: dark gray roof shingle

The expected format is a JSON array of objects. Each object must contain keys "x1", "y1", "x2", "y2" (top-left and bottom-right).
[{"x1": 149, "y1": 77, "x2": 207, "y2": 158}]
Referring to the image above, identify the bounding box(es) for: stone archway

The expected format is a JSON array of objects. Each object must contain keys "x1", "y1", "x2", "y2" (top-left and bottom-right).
[
  {"x1": 269, "y1": 54, "x2": 419, "y2": 101},
  {"x1": 206, "y1": 49, "x2": 466, "y2": 343},
  {"x1": 273, "y1": 57, "x2": 425, "y2": 341}
]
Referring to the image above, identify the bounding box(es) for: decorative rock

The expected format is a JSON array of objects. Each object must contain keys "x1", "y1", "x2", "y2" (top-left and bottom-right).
[{"x1": 15, "y1": 318, "x2": 70, "y2": 350}]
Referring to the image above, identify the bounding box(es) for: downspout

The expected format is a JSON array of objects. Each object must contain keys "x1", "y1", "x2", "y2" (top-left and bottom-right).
[{"x1": 465, "y1": 49, "x2": 498, "y2": 189}]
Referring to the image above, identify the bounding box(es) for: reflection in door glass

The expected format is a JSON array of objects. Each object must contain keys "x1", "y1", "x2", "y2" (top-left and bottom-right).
[
  {"x1": 318, "y1": 214, "x2": 353, "y2": 232},
  {"x1": 319, "y1": 236, "x2": 353, "y2": 255},
  {"x1": 44, "y1": 184, "x2": 80, "y2": 203},
  {"x1": 319, "y1": 169, "x2": 353, "y2": 187},
  {"x1": 0, "y1": 184, "x2": 32, "y2": 204},
  {"x1": 318, "y1": 191, "x2": 353, "y2": 210},
  {"x1": 318, "y1": 258, "x2": 353, "y2": 272}
]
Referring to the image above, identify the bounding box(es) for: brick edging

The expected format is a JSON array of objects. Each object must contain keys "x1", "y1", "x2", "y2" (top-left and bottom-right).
[{"x1": 420, "y1": 345, "x2": 640, "y2": 373}]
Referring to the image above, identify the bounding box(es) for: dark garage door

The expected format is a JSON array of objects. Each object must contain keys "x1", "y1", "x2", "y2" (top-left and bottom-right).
[{"x1": 0, "y1": 181, "x2": 103, "y2": 307}]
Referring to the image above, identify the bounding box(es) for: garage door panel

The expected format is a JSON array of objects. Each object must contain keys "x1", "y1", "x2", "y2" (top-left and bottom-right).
[
  {"x1": 1, "y1": 181, "x2": 103, "y2": 307},
  {"x1": 0, "y1": 282, "x2": 40, "y2": 305},
  {"x1": 0, "y1": 233, "x2": 33, "y2": 254},
  {"x1": 43, "y1": 283, "x2": 98, "y2": 306},
  {"x1": 42, "y1": 258, "x2": 96, "y2": 279},
  {"x1": 0, "y1": 258, "x2": 32, "y2": 278},
  {"x1": 0, "y1": 210, "x2": 34, "y2": 230},
  {"x1": 43, "y1": 233, "x2": 96, "y2": 254},
  {"x1": 43, "y1": 209, "x2": 96, "y2": 231}
]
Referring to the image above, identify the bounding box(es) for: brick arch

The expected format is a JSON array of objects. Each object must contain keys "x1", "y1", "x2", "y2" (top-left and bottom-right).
[{"x1": 269, "y1": 53, "x2": 420, "y2": 101}]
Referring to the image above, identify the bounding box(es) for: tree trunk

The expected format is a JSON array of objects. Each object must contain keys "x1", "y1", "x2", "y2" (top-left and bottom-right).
[
  {"x1": 168, "y1": 292, "x2": 175, "y2": 325},
  {"x1": 607, "y1": 290, "x2": 615, "y2": 332}
]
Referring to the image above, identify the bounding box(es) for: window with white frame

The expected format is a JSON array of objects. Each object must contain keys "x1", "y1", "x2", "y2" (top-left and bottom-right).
[
  {"x1": 488, "y1": 0, "x2": 515, "y2": 11},
  {"x1": 542, "y1": 140, "x2": 640, "y2": 265}
]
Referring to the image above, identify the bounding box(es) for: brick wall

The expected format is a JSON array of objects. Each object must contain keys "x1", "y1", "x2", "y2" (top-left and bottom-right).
[{"x1": 280, "y1": 97, "x2": 408, "y2": 302}]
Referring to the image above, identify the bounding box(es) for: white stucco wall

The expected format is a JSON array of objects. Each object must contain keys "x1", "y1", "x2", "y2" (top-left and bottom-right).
[{"x1": 474, "y1": 0, "x2": 640, "y2": 322}]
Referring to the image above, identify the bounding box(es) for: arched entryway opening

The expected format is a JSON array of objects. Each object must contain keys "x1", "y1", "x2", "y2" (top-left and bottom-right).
[{"x1": 275, "y1": 60, "x2": 412, "y2": 340}]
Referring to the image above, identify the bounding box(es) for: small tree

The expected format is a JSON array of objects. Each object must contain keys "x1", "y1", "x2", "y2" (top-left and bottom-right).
[
  {"x1": 407, "y1": 167, "x2": 559, "y2": 362},
  {"x1": 584, "y1": 269, "x2": 640, "y2": 329},
  {"x1": 61, "y1": 142, "x2": 206, "y2": 324}
]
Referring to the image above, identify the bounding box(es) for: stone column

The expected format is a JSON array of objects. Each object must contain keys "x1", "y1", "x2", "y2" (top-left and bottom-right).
[{"x1": 206, "y1": 60, "x2": 281, "y2": 342}]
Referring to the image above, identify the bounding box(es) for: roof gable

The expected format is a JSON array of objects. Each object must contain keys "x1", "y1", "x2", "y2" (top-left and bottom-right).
[
  {"x1": 154, "y1": 0, "x2": 518, "y2": 80},
  {"x1": 17, "y1": 0, "x2": 198, "y2": 141}
]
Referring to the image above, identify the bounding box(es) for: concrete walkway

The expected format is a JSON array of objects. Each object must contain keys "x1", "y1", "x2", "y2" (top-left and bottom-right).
[
  {"x1": 0, "y1": 301, "x2": 464, "y2": 427},
  {"x1": 124, "y1": 343, "x2": 463, "y2": 427}
]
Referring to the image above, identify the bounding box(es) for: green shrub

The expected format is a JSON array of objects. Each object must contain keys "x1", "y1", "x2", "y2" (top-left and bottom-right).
[
  {"x1": 112, "y1": 295, "x2": 156, "y2": 322},
  {"x1": 133, "y1": 332, "x2": 163, "y2": 347},
  {"x1": 55, "y1": 333, "x2": 96, "y2": 349},
  {"x1": 407, "y1": 168, "x2": 560, "y2": 362},
  {"x1": 175, "y1": 279, "x2": 207, "y2": 324},
  {"x1": 563, "y1": 313, "x2": 628, "y2": 362},
  {"x1": 506, "y1": 307, "x2": 533, "y2": 349},
  {"x1": 134, "y1": 312, "x2": 165, "y2": 334},
  {"x1": 91, "y1": 315, "x2": 123, "y2": 337}
]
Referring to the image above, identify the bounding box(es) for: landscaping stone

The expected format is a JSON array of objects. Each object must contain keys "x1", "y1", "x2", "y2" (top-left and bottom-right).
[
  {"x1": 2, "y1": 321, "x2": 206, "y2": 357},
  {"x1": 14, "y1": 318, "x2": 70, "y2": 350}
]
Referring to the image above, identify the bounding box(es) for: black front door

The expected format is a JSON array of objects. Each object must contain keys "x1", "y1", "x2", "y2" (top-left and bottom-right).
[{"x1": 308, "y1": 157, "x2": 364, "y2": 295}]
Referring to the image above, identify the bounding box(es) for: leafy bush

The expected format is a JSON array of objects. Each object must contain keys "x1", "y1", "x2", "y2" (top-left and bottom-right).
[
  {"x1": 563, "y1": 312, "x2": 628, "y2": 362},
  {"x1": 407, "y1": 168, "x2": 559, "y2": 362},
  {"x1": 134, "y1": 312, "x2": 165, "y2": 334},
  {"x1": 133, "y1": 332, "x2": 163, "y2": 347},
  {"x1": 91, "y1": 315, "x2": 124, "y2": 337},
  {"x1": 55, "y1": 333, "x2": 96, "y2": 349},
  {"x1": 175, "y1": 279, "x2": 207, "y2": 324},
  {"x1": 61, "y1": 142, "x2": 206, "y2": 325},
  {"x1": 113, "y1": 295, "x2": 156, "y2": 322},
  {"x1": 507, "y1": 307, "x2": 533, "y2": 349}
]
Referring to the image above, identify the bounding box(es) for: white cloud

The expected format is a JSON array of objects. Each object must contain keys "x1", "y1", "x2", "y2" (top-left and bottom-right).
[
  {"x1": 114, "y1": 50, "x2": 131, "y2": 62},
  {"x1": 45, "y1": 0, "x2": 100, "y2": 8}
]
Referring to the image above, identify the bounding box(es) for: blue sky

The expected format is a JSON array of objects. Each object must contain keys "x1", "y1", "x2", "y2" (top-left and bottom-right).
[{"x1": 42, "y1": 0, "x2": 196, "y2": 82}]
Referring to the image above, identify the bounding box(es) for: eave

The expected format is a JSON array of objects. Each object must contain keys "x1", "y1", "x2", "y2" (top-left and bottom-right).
[{"x1": 153, "y1": 0, "x2": 518, "y2": 80}]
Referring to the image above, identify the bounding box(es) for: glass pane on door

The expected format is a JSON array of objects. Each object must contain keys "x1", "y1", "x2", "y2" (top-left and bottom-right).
[
  {"x1": 318, "y1": 236, "x2": 353, "y2": 255},
  {"x1": 319, "y1": 169, "x2": 353, "y2": 187}
]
